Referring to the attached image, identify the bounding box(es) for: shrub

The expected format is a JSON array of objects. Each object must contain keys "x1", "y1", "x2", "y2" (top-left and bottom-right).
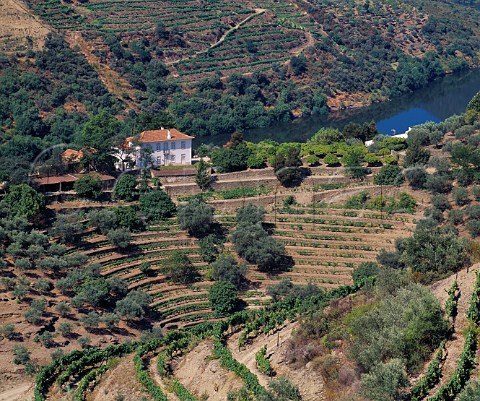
[
  {"x1": 352, "y1": 262, "x2": 380, "y2": 286},
  {"x1": 0, "y1": 324, "x2": 18, "y2": 340},
  {"x1": 198, "y1": 234, "x2": 221, "y2": 263},
  {"x1": 426, "y1": 174, "x2": 452, "y2": 194},
  {"x1": 404, "y1": 166, "x2": 427, "y2": 189},
  {"x1": 161, "y1": 251, "x2": 199, "y2": 284},
  {"x1": 431, "y1": 194, "x2": 451, "y2": 211},
  {"x1": 305, "y1": 155, "x2": 319, "y2": 166},
  {"x1": 55, "y1": 302, "x2": 70, "y2": 317},
  {"x1": 195, "y1": 159, "x2": 212, "y2": 190},
  {"x1": 13, "y1": 345, "x2": 31, "y2": 365},
  {"x1": 81, "y1": 312, "x2": 101, "y2": 331},
  {"x1": 458, "y1": 380, "x2": 480, "y2": 401},
  {"x1": 113, "y1": 174, "x2": 138, "y2": 201},
  {"x1": 448, "y1": 209, "x2": 463, "y2": 225},
  {"x1": 373, "y1": 165, "x2": 404, "y2": 185},
  {"x1": 232, "y1": 223, "x2": 284, "y2": 270},
  {"x1": 87, "y1": 209, "x2": 118, "y2": 234},
  {"x1": 58, "y1": 322, "x2": 73, "y2": 337},
  {"x1": 466, "y1": 220, "x2": 480, "y2": 238},
  {"x1": 361, "y1": 359, "x2": 409, "y2": 401},
  {"x1": 115, "y1": 290, "x2": 152, "y2": 321},
  {"x1": 35, "y1": 279, "x2": 52, "y2": 293},
  {"x1": 453, "y1": 187, "x2": 469, "y2": 206},
  {"x1": 78, "y1": 336, "x2": 91, "y2": 349},
  {"x1": 74, "y1": 175, "x2": 103, "y2": 199},
  {"x1": 107, "y1": 228, "x2": 132, "y2": 249},
  {"x1": 211, "y1": 254, "x2": 246, "y2": 288},
  {"x1": 177, "y1": 198, "x2": 214, "y2": 236},
  {"x1": 1, "y1": 184, "x2": 45, "y2": 221},
  {"x1": 349, "y1": 284, "x2": 447, "y2": 373},
  {"x1": 236, "y1": 204, "x2": 265, "y2": 225},
  {"x1": 323, "y1": 153, "x2": 340, "y2": 166},
  {"x1": 139, "y1": 190, "x2": 176, "y2": 222},
  {"x1": 472, "y1": 186, "x2": 480, "y2": 201},
  {"x1": 208, "y1": 281, "x2": 238, "y2": 314}
]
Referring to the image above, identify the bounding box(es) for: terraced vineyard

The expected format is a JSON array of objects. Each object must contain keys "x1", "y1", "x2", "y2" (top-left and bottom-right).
[
  {"x1": 25, "y1": 0, "x2": 319, "y2": 81},
  {"x1": 68, "y1": 199, "x2": 416, "y2": 332}
]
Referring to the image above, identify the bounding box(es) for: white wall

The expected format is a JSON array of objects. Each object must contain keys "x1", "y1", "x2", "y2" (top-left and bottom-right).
[{"x1": 143, "y1": 138, "x2": 192, "y2": 166}]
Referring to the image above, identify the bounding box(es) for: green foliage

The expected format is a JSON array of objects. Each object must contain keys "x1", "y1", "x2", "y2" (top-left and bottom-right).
[
  {"x1": 352, "y1": 262, "x2": 380, "y2": 287},
  {"x1": 209, "y1": 281, "x2": 238, "y2": 314},
  {"x1": 361, "y1": 359, "x2": 409, "y2": 401},
  {"x1": 211, "y1": 253, "x2": 246, "y2": 287},
  {"x1": 401, "y1": 226, "x2": 468, "y2": 279},
  {"x1": 107, "y1": 228, "x2": 132, "y2": 249},
  {"x1": 255, "y1": 345, "x2": 273, "y2": 376},
  {"x1": 161, "y1": 251, "x2": 199, "y2": 284},
  {"x1": 211, "y1": 144, "x2": 251, "y2": 173},
  {"x1": 13, "y1": 345, "x2": 31, "y2": 365},
  {"x1": 195, "y1": 159, "x2": 212, "y2": 190},
  {"x1": 73, "y1": 175, "x2": 103, "y2": 200},
  {"x1": 410, "y1": 340, "x2": 446, "y2": 401},
  {"x1": 323, "y1": 153, "x2": 340, "y2": 166},
  {"x1": 177, "y1": 198, "x2": 214, "y2": 236},
  {"x1": 113, "y1": 174, "x2": 138, "y2": 201},
  {"x1": 349, "y1": 284, "x2": 448, "y2": 372},
  {"x1": 115, "y1": 290, "x2": 152, "y2": 321},
  {"x1": 458, "y1": 380, "x2": 480, "y2": 401},
  {"x1": 259, "y1": 377, "x2": 302, "y2": 401},
  {"x1": 2, "y1": 184, "x2": 44, "y2": 220},
  {"x1": 373, "y1": 165, "x2": 404, "y2": 185},
  {"x1": 236, "y1": 204, "x2": 265, "y2": 226},
  {"x1": 139, "y1": 190, "x2": 176, "y2": 222},
  {"x1": 198, "y1": 234, "x2": 222, "y2": 263}
]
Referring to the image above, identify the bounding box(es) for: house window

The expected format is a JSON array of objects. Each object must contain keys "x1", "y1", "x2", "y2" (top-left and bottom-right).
[
  {"x1": 181, "y1": 154, "x2": 186, "y2": 164},
  {"x1": 171, "y1": 154, "x2": 176, "y2": 163},
  {"x1": 156, "y1": 143, "x2": 161, "y2": 151},
  {"x1": 171, "y1": 142, "x2": 176, "y2": 150},
  {"x1": 181, "y1": 141, "x2": 186, "y2": 149},
  {"x1": 163, "y1": 142, "x2": 169, "y2": 151}
]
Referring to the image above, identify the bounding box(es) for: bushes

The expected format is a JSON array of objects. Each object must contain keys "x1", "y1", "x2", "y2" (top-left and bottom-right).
[
  {"x1": 348, "y1": 284, "x2": 448, "y2": 372},
  {"x1": 255, "y1": 345, "x2": 273, "y2": 376},
  {"x1": 211, "y1": 254, "x2": 246, "y2": 287},
  {"x1": 233, "y1": 205, "x2": 284, "y2": 270},
  {"x1": 161, "y1": 251, "x2": 199, "y2": 284},
  {"x1": 73, "y1": 175, "x2": 103, "y2": 200},
  {"x1": 209, "y1": 281, "x2": 239, "y2": 315},
  {"x1": 373, "y1": 165, "x2": 404, "y2": 185},
  {"x1": 177, "y1": 198, "x2": 214, "y2": 236},
  {"x1": 106, "y1": 228, "x2": 131, "y2": 249},
  {"x1": 139, "y1": 190, "x2": 176, "y2": 222},
  {"x1": 360, "y1": 359, "x2": 409, "y2": 401},
  {"x1": 113, "y1": 174, "x2": 138, "y2": 201}
]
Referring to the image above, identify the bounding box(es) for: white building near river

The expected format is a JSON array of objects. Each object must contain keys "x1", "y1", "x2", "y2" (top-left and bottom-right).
[{"x1": 115, "y1": 128, "x2": 194, "y2": 170}]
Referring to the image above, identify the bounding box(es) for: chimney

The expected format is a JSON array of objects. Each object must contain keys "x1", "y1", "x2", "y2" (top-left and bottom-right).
[
  {"x1": 161, "y1": 126, "x2": 164, "y2": 130},
  {"x1": 167, "y1": 129, "x2": 171, "y2": 140}
]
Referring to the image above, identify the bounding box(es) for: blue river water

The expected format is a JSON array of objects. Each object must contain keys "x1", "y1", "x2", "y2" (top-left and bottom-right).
[{"x1": 195, "y1": 68, "x2": 480, "y2": 146}]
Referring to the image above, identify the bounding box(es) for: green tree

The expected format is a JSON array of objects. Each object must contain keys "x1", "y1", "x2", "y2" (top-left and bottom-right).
[
  {"x1": 139, "y1": 190, "x2": 176, "y2": 222},
  {"x1": 323, "y1": 153, "x2": 340, "y2": 166},
  {"x1": 352, "y1": 262, "x2": 380, "y2": 287},
  {"x1": 114, "y1": 206, "x2": 144, "y2": 231},
  {"x1": 360, "y1": 359, "x2": 409, "y2": 401},
  {"x1": 74, "y1": 175, "x2": 103, "y2": 199},
  {"x1": 87, "y1": 208, "x2": 118, "y2": 234},
  {"x1": 208, "y1": 281, "x2": 238, "y2": 314},
  {"x1": 13, "y1": 345, "x2": 31, "y2": 365},
  {"x1": 115, "y1": 290, "x2": 152, "y2": 321},
  {"x1": 211, "y1": 253, "x2": 246, "y2": 287},
  {"x1": 107, "y1": 228, "x2": 131, "y2": 249},
  {"x1": 236, "y1": 204, "x2": 265, "y2": 225},
  {"x1": 373, "y1": 165, "x2": 404, "y2": 185},
  {"x1": 195, "y1": 159, "x2": 212, "y2": 190},
  {"x1": 162, "y1": 251, "x2": 199, "y2": 284},
  {"x1": 78, "y1": 111, "x2": 120, "y2": 172},
  {"x1": 113, "y1": 174, "x2": 139, "y2": 201},
  {"x1": 401, "y1": 226, "x2": 467, "y2": 278},
  {"x1": 2, "y1": 184, "x2": 44, "y2": 220},
  {"x1": 177, "y1": 198, "x2": 214, "y2": 236}
]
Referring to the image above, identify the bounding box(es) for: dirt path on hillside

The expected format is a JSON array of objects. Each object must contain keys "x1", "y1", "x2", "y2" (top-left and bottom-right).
[
  {"x1": 428, "y1": 265, "x2": 478, "y2": 396},
  {"x1": 65, "y1": 32, "x2": 138, "y2": 112},
  {"x1": 0, "y1": 382, "x2": 32, "y2": 401},
  {"x1": 227, "y1": 322, "x2": 326, "y2": 400},
  {"x1": 168, "y1": 8, "x2": 266, "y2": 67}
]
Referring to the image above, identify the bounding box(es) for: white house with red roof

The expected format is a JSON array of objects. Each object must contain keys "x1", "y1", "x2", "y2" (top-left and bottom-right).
[{"x1": 114, "y1": 128, "x2": 194, "y2": 170}]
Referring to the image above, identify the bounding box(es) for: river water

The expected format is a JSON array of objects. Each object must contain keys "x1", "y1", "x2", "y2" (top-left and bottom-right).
[{"x1": 195, "y1": 68, "x2": 480, "y2": 146}]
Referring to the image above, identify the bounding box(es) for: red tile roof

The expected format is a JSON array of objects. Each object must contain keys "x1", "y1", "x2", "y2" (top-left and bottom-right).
[
  {"x1": 138, "y1": 129, "x2": 194, "y2": 143},
  {"x1": 33, "y1": 175, "x2": 78, "y2": 186},
  {"x1": 62, "y1": 149, "x2": 83, "y2": 162}
]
